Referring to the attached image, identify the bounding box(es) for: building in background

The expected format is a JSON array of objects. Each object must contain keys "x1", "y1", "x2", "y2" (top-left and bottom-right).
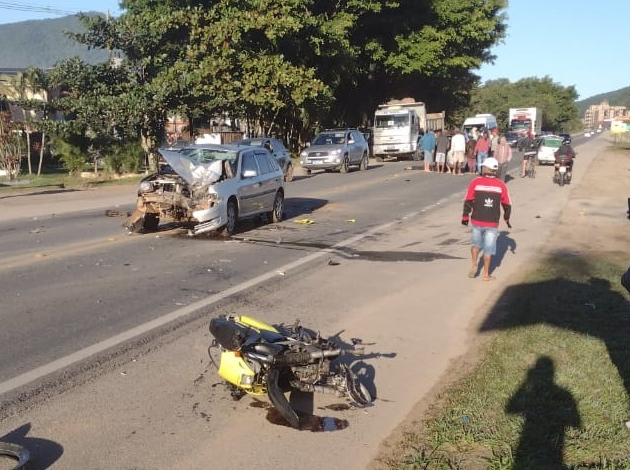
[{"x1": 584, "y1": 101, "x2": 628, "y2": 130}]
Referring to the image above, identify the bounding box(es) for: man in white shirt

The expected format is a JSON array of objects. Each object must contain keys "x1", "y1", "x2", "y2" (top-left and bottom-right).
[{"x1": 450, "y1": 130, "x2": 466, "y2": 175}]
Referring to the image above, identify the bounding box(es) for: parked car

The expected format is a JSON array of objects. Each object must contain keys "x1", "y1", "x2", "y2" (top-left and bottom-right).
[
  {"x1": 536, "y1": 135, "x2": 564, "y2": 165},
  {"x1": 233, "y1": 137, "x2": 294, "y2": 182},
  {"x1": 584, "y1": 131, "x2": 591, "y2": 138},
  {"x1": 299, "y1": 128, "x2": 369, "y2": 174},
  {"x1": 124, "y1": 144, "x2": 284, "y2": 237}
]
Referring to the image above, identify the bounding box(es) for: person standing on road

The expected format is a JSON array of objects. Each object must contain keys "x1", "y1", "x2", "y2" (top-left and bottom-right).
[
  {"x1": 465, "y1": 133, "x2": 477, "y2": 174},
  {"x1": 419, "y1": 130, "x2": 436, "y2": 172},
  {"x1": 450, "y1": 130, "x2": 466, "y2": 175},
  {"x1": 494, "y1": 136, "x2": 513, "y2": 182},
  {"x1": 474, "y1": 131, "x2": 490, "y2": 175},
  {"x1": 461, "y1": 157, "x2": 512, "y2": 281},
  {"x1": 489, "y1": 128, "x2": 500, "y2": 158},
  {"x1": 435, "y1": 129, "x2": 450, "y2": 174}
]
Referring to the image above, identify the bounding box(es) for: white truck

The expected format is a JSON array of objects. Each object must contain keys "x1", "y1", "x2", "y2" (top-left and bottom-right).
[
  {"x1": 508, "y1": 107, "x2": 542, "y2": 137},
  {"x1": 462, "y1": 114, "x2": 498, "y2": 138},
  {"x1": 372, "y1": 99, "x2": 445, "y2": 161}
]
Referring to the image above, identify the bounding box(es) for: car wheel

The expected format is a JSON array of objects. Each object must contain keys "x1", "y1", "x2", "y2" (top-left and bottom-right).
[
  {"x1": 142, "y1": 213, "x2": 159, "y2": 232},
  {"x1": 359, "y1": 153, "x2": 368, "y2": 171},
  {"x1": 339, "y1": 155, "x2": 349, "y2": 173},
  {"x1": 268, "y1": 190, "x2": 284, "y2": 224},
  {"x1": 284, "y1": 163, "x2": 294, "y2": 182},
  {"x1": 375, "y1": 155, "x2": 383, "y2": 162},
  {"x1": 219, "y1": 198, "x2": 238, "y2": 237}
]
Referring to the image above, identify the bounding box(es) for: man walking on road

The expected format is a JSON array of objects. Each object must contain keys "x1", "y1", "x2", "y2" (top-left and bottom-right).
[
  {"x1": 435, "y1": 129, "x2": 450, "y2": 174},
  {"x1": 461, "y1": 157, "x2": 512, "y2": 281}
]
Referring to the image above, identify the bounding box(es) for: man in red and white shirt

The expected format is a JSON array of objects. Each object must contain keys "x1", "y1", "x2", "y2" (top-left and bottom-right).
[{"x1": 461, "y1": 157, "x2": 512, "y2": 281}]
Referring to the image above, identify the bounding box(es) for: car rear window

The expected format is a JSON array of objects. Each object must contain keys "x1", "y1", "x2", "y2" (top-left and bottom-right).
[{"x1": 543, "y1": 139, "x2": 562, "y2": 148}]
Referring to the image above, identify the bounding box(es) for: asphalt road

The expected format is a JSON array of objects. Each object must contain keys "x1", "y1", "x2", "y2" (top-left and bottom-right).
[{"x1": 0, "y1": 159, "x2": 476, "y2": 396}]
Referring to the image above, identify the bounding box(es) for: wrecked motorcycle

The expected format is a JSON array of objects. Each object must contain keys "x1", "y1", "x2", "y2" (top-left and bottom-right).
[{"x1": 208, "y1": 314, "x2": 372, "y2": 428}]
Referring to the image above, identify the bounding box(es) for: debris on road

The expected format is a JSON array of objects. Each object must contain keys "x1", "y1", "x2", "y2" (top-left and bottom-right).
[{"x1": 105, "y1": 209, "x2": 131, "y2": 217}]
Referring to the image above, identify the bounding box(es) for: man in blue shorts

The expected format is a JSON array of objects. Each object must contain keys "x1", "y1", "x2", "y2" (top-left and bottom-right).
[{"x1": 461, "y1": 157, "x2": 512, "y2": 281}]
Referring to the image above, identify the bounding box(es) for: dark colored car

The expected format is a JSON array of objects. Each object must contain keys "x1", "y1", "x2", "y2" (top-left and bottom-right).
[
  {"x1": 233, "y1": 137, "x2": 294, "y2": 182},
  {"x1": 505, "y1": 131, "x2": 521, "y2": 148},
  {"x1": 559, "y1": 133, "x2": 571, "y2": 144}
]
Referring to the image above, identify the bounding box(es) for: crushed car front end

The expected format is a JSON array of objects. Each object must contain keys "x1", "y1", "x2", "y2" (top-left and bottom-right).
[{"x1": 124, "y1": 149, "x2": 229, "y2": 235}]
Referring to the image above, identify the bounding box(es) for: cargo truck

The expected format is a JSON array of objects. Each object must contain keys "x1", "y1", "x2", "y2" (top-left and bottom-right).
[
  {"x1": 372, "y1": 98, "x2": 445, "y2": 161},
  {"x1": 508, "y1": 107, "x2": 542, "y2": 137}
]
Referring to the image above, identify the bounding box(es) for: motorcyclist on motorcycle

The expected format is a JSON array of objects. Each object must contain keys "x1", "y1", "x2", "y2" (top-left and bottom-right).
[{"x1": 554, "y1": 140, "x2": 576, "y2": 168}]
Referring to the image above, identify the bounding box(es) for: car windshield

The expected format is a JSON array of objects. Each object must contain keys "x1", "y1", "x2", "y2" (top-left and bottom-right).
[
  {"x1": 180, "y1": 147, "x2": 238, "y2": 164},
  {"x1": 510, "y1": 120, "x2": 532, "y2": 131},
  {"x1": 375, "y1": 114, "x2": 409, "y2": 129},
  {"x1": 313, "y1": 132, "x2": 346, "y2": 145}
]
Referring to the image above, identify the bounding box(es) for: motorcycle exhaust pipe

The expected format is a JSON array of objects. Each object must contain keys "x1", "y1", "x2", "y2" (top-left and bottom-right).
[{"x1": 272, "y1": 348, "x2": 344, "y2": 366}]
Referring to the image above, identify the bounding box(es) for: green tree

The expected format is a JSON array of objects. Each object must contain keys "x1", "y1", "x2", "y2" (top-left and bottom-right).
[
  {"x1": 50, "y1": 0, "x2": 508, "y2": 158},
  {"x1": 469, "y1": 76, "x2": 580, "y2": 132}
]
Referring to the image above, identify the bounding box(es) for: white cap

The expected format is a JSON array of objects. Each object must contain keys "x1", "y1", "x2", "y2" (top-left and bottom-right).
[{"x1": 482, "y1": 157, "x2": 499, "y2": 170}]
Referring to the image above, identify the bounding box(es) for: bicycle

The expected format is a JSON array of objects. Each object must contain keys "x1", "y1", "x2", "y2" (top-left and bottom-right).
[{"x1": 524, "y1": 152, "x2": 537, "y2": 178}]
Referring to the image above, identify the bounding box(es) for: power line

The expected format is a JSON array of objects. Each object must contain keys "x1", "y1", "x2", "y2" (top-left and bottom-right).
[{"x1": 0, "y1": 1, "x2": 77, "y2": 16}]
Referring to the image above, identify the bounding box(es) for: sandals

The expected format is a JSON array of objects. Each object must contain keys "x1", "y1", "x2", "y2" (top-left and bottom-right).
[
  {"x1": 468, "y1": 268, "x2": 477, "y2": 278},
  {"x1": 482, "y1": 275, "x2": 496, "y2": 281}
]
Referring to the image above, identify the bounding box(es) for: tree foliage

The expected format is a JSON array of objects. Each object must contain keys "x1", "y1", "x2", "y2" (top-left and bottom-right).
[
  {"x1": 469, "y1": 76, "x2": 581, "y2": 132},
  {"x1": 0, "y1": 96, "x2": 24, "y2": 181},
  {"x1": 45, "y1": 0, "x2": 507, "y2": 162}
]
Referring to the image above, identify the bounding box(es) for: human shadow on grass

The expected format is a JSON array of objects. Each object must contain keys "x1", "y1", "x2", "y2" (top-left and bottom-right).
[
  {"x1": 506, "y1": 356, "x2": 581, "y2": 469},
  {"x1": 480, "y1": 255, "x2": 630, "y2": 465}
]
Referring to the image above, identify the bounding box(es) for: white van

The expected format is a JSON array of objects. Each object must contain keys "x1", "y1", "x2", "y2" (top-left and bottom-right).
[{"x1": 462, "y1": 114, "x2": 498, "y2": 138}]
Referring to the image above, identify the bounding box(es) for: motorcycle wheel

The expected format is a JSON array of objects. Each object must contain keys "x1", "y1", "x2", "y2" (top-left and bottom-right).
[{"x1": 559, "y1": 172, "x2": 565, "y2": 186}]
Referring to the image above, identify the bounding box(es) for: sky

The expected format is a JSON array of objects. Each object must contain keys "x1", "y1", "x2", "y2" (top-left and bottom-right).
[
  {"x1": 0, "y1": 1, "x2": 122, "y2": 23},
  {"x1": 478, "y1": 0, "x2": 630, "y2": 100},
  {"x1": 0, "y1": 0, "x2": 628, "y2": 100}
]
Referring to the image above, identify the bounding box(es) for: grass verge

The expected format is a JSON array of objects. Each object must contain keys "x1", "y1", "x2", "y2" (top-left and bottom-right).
[{"x1": 382, "y1": 254, "x2": 630, "y2": 469}]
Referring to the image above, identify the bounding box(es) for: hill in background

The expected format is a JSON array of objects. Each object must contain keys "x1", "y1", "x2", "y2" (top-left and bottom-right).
[{"x1": 0, "y1": 14, "x2": 110, "y2": 68}]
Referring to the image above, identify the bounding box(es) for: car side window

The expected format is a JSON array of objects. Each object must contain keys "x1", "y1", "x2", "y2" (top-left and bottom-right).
[
  {"x1": 241, "y1": 152, "x2": 258, "y2": 177},
  {"x1": 254, "y1": 152, "x2": 273, "y2": 174},
  {"x1": 266, "y1": 154, "x2": 280, "y2": 172}
]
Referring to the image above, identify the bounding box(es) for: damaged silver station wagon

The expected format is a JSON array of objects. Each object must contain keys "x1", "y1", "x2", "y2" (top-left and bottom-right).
[{"x1": 124, "y1": 144, "x2": 285, "y2": 236}]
